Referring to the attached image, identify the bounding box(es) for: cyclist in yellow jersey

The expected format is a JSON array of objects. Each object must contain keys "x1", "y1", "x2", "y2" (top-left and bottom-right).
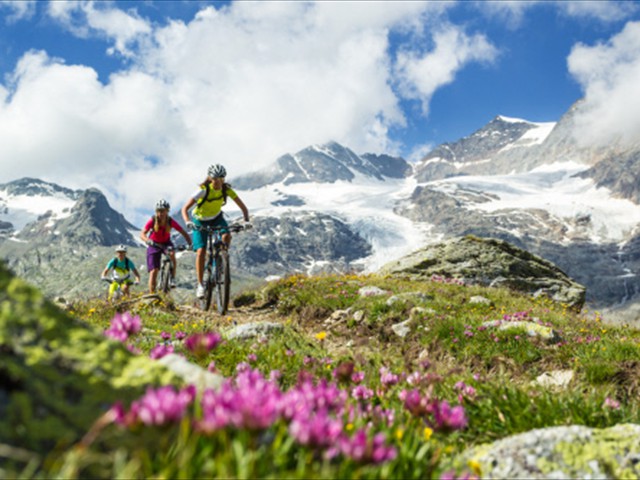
[
  {"x1": 100, "y1": 245, "x2": 141, "y2": 298},
  {"x1": 181, "y1": 164, "x2": 250, "y2": 299}
]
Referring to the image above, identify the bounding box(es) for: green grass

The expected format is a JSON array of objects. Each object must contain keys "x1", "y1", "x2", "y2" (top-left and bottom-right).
[{"x1": 18, "y1": 272, "x2": 640, "y2": 479}]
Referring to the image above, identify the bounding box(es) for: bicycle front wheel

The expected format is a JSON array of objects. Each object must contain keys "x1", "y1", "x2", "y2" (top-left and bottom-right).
[
  {"x1": 215, "y1": 250, "x2": 231, "y2": 315},
  {"x1": 199, "y1": 259, "x2": 214, "y2": 311},
  {"x1": 159, "y1": 261, "x2": 171, "y2": 294}
]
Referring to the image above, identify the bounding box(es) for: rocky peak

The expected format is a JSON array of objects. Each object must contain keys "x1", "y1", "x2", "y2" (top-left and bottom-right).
[
  {"x1": 17, "y1": 188, "x2": 138, "y2": 247},
  {"x1": 0, "y1": 177, "x2": 80, "y2": 199},
  {"x1": 233, "y1": 141, "x2": 411, "y2": 190}
]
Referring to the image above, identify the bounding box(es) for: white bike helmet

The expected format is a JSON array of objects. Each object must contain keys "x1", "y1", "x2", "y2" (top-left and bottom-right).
[
  {"x1": 115, "y1": 244, "x2": 127, "y2": 253},
  {"x1": 155, "y1": 198, "x2": 170, "y2": 211},
  {"x1": 208, "y1": 164, "x2": 227, "y2": 178}
]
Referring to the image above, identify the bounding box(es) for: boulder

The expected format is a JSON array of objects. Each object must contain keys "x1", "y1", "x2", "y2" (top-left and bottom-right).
[
  {"x1": 457, "y1": 423, "x2": 640, "y2": 479},
  {"x1": 0, "y1": 260, "x2": 181, "y2": 458},
  {"x1": 379, "y1": 235, "x2": 586, "y2": 310}
]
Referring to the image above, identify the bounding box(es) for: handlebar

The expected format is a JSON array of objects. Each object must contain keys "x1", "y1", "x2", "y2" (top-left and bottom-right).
[
  {"x1": 148, "y1": 242, "x2": 189, "y2": 252},
  {"x1": 192, "y1": 223, "x2": 250, "y2": 234},
  {"x1": 102, "y1": 277, "x2": 130, "y2": 284}
]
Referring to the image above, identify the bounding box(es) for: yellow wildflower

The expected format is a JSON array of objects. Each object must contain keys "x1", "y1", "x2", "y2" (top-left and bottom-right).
[
  {"x1": 468, "y1": 459, "x2": 482, "y2": 476},
  {"x1": 423, "y1": 427, "x2": 433, "y2": 441},
  {"x1": 395, "y1": 429, "x2": 404, "y2": 441},
  {"x1": 315, "y1": 331, "x2": 327, "y2": 341}
]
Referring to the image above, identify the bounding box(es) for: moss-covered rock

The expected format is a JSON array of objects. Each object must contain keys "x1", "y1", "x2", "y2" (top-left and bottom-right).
[
  {"x1": 380, "y1": 235, "x2": 586, "y2": 310},
  {"x1": 0, "y1": 260, "x2": 181, "y2": 459},
  {"x1": 456, "y1": 424, "x2": 640, "y2": 479}
]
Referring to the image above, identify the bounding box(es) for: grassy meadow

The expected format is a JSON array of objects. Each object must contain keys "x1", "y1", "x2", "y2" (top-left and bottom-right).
[{"x1": 37, "y1": 273, "x2": 640, "y2": 478}]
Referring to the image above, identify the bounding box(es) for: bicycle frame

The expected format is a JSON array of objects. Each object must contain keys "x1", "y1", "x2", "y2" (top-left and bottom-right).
[
  {"x1": 194, "y1": 222, "x2": 246, "y2": 314},
  {"x1": 102, "y1": 276, "x2": 129, "y2": 302},
  {"x1": 152, "y1": 243, "x2": 187, "y2": 294}
]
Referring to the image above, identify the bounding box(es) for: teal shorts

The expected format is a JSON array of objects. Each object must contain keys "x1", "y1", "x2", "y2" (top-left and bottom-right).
[{"x1": 192, "y1": 216, "x2": 229, "y2": 251}]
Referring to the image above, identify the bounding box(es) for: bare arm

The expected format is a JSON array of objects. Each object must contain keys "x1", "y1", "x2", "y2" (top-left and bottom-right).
[
  {"x1": 182, "y1": 198, "x2": 196, "y2": 224},
  {"x1": 140, "y1": 227, "x2": 150, "y2": 244},
  {"x1": 232, "y1": 196, "x2": 250, "y2": 222}
]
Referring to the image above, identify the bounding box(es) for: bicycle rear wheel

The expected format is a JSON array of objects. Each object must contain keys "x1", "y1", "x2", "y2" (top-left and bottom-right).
[
  {"x1": 159, "y1": 260, "x2": 171, "y2": 294},
  {"x1": 199, "y1": 259, "x2": 214, "y2": 311},
  {"x1": 215, "y1": 250, "x2": 231, "y2": 315}
]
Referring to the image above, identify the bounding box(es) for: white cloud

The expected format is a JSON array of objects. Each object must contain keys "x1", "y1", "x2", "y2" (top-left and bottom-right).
[
  {"x1": 0, "y1": 0, "x2": 36, "y2": 23},
  {"x1": 408, "y1": 142, "x2": 435, "y2": 163},
  {"x1": 0, "y1": 1, "x2": 500, "y2": 224},
  {"x1": 394, "y1": 25, "x2": 498, "y2": 115},
  {"x1": 568, "y1": 21, "x2": 640, "y2": 147},
  {"x1": 475, "y1": 1, "x2": 539, "y2": 29},
  {"x1": 47, "y1": 0, "x2": 152, "y2": 57},
  {"x1": 559, "y1": 1, "x2": 638, "y2": 23}
]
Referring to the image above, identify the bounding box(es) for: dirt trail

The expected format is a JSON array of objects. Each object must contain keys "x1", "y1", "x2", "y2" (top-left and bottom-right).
[{"x1": 174, "y1": 302, "x2": 284, "y2": 331}]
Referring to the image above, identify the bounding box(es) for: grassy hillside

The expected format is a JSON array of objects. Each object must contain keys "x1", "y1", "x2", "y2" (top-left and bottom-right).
[{"x1": 14, "y1": 272, "x2": 640, "y2": 478}]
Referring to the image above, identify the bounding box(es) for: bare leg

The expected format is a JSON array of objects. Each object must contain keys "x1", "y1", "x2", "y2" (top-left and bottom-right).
[
  {"x1": 222, "y1": 233, "x2": 232, "y2": 247},
  {"x1": 196, "y1": 248, "x2": 206, "y2": 285},
  {"x1": 149, "y1": 269, "x2": 158, "y2": 293},
  {"x1": 170, "y1": 251, "x2": 177, "y2": 277}
]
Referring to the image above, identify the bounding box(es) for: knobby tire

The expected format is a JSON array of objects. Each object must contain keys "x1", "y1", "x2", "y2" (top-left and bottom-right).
[
  {"x1": 159, "y1": 261, "x2": 171, "y2": 294},
  {"x1": 200, "y1": 257, "x2": 214, "y2": 311},
  {"x1": 215, "y1": 249, "x2": 231, "y2": 315}
]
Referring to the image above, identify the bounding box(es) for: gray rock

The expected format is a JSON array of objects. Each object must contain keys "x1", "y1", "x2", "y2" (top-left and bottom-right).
[
  {"x1": 458, "y1": 424, "x2": 640, "y2": 479},
  {"x1": 470, "y1": 295, "x2": 493, "y2": 306},
  {"x1": 358, "y1": 286, "x2": 388, "y2": 297},
  {"x1": 481, "y1": 320, "x2": 562, "y2": 343},
  {"x1": 225, "y1": 321, "x2": 284, "y2": 340},
  {"x1": 391, "y1": 319, "x2": 413, "y2": 338},
  {"x1": 534, "y1": 370, "x2": 574, "y2": 389},
  {"x1": 386, "y1": 291, "x2": 433, "y2": 307},
  {"x1": 380, "y1": 235, "x2": 586, "y2": 310},
  {"x1": 353, "y1": 310, "x2": 366, "y2": 323},
  {"x1": 158, "y1": 354, "x2": 223, "y2": 390}
]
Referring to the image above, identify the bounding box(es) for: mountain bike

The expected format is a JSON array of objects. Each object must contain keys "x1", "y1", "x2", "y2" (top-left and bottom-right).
[
  {"x1": 102, "y1": 276, "x2": 137, "y2": 303},
  {"x1": 194, "y1": 222, "x2": 250, "y2": 314},
  {"x1": 150, "y1": 243, "x2": 187, "y2": 294}
]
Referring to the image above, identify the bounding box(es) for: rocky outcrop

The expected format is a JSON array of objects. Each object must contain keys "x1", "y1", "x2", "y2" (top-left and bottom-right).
[
  {"x1": 17, "y1": 188, "x2": 138, "y2": 247},
  {"x1": 231, "y1": 213, "x2": 372, "y2": 277},
  {"x1": 233, "y1": 141, "x2": 411, "y2": 189},
  {"x1": 379, "y1": 235, "x2": 586, "y2": 310},
  {"x1": 456, "y1": 424, "x2": 640, "y2": 479},
  {"x1": 0, "y1": 260, "x2": 180, "y2": 458}
]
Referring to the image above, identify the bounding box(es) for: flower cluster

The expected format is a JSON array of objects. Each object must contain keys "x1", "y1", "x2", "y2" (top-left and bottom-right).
[
  {"x1": 114, "y1": 368, "x2": 397, "y2": 466},
  {"x1": 150, "y1": 343, "x2": 174, "y2": 359},
  {"x1": 184, "y1": 332, "x2": 222, "y2": 357},
  {"x1": 113, "y1": 385, "x2": 196, "y2": 427},
  {"x1": 104, "y1": 312, "x2": 142, "y2": 342},
  {"x1": 400, "y1": 389, "x2": 467, "y2": 432}
]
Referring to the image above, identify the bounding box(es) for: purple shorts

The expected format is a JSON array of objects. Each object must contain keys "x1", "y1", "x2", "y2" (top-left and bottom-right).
[{"x1": 147, "y1": 241, "x2": 174, "y2": 271}]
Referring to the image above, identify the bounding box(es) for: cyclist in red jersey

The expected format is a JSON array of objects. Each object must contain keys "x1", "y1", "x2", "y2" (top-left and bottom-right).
[{"x1": 140, "y1": 199, "x2": 192, "y2": 293}]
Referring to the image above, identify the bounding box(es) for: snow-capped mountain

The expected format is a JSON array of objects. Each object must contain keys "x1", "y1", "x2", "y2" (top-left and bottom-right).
[
  {"x1": 414, "y1": 115, "x2": 556, "y2": 182},
  {"x1": 3, "y1": 98, "x2": 640, "y2": 318},
  {"x1": 234, "y1": 143, "x2": 428, "y2": 273},
  {"x1": 0, "y1": 178, "x2": 80, "y2": 236},
  {"x1": 0, "y1": 178, "x2": 139, "y2": 246},
  {"x1": 233, "y1": 141, "x2": 411, "y2": 191}
]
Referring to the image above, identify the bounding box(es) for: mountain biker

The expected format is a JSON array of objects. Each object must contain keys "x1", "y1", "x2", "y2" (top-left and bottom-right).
[
  {"x1": 181, "y1": 164, "x2": 250, "y2": 299},
  {"x1": 140, "y1": 198, "x2": 192, "y2": 293},
  {"x1": 100, "y1": 245, "x2": 141, "y2": 298}
]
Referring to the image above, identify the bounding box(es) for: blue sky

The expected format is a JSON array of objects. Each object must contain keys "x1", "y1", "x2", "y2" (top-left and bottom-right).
[{"x1": 1, "y1": 1, "x2": 640, "y2": 221}]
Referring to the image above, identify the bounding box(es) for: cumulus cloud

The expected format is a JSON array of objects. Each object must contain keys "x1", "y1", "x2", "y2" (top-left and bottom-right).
[
  {"x1": 47, "y1": 0, "x2": 151, "y2": 57},
  {"x1": 559, "y1": 1, "x2": 638, "y2": 23},
  {"x1": 475, "y1": 1, "x2": 539, "y2": 29},
  {"x1": 568, "y1": 21, "x2": 640, "y2": 147},
  {"x1": 0, "y1": 1, "x2": 502, "y2": 223},
  {"x1": 0, "y1": 0, "x2": 36, "y2": 23},
  {"x1": 394, "y1": 25, "x2": 498, "y2": 115}
]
